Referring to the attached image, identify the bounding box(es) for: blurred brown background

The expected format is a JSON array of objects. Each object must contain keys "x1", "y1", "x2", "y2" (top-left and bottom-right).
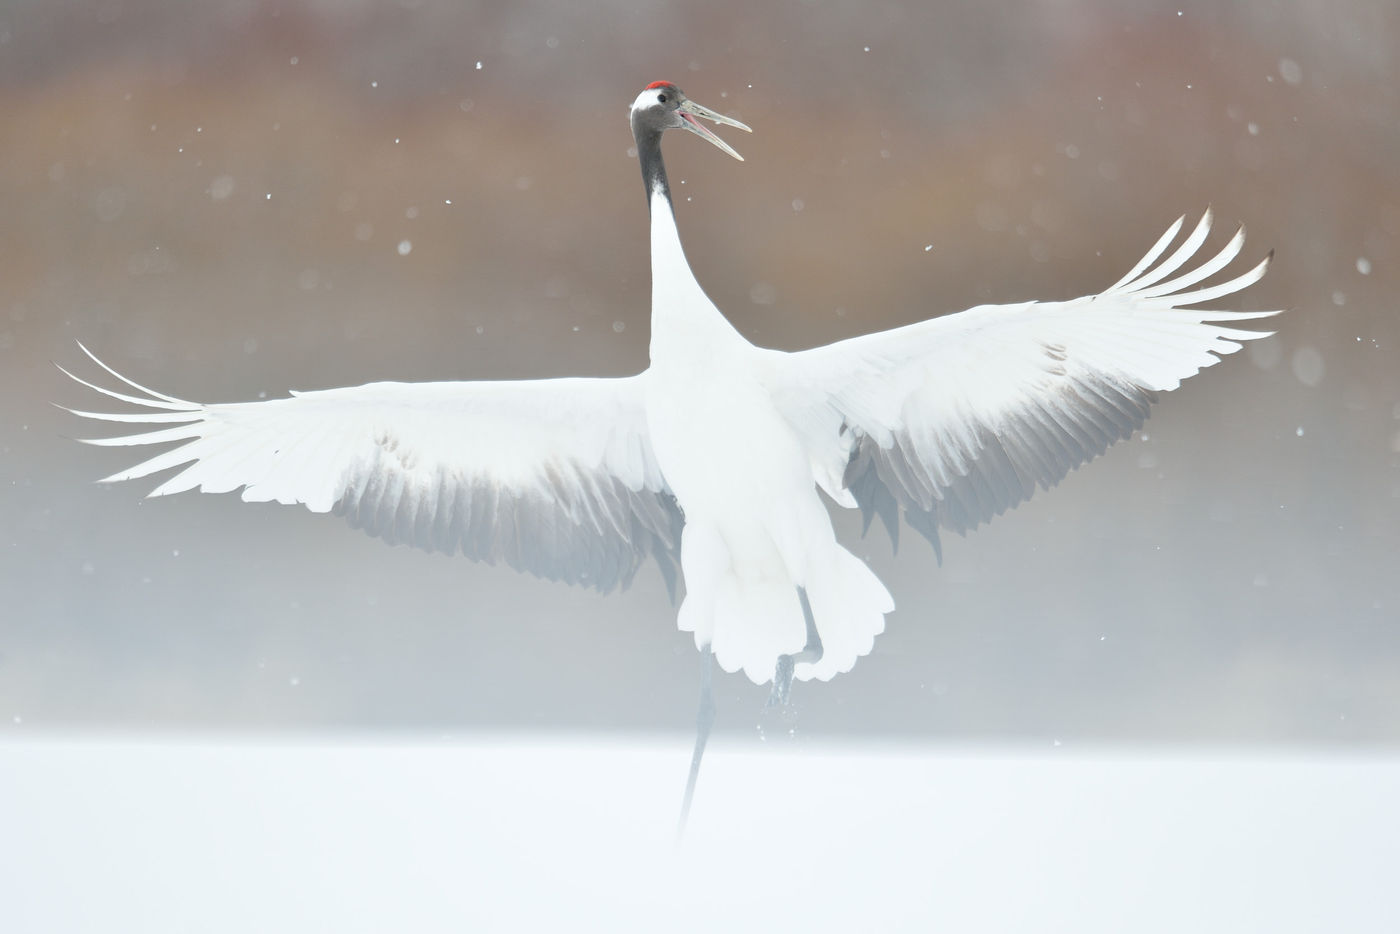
[{"x1": 2, "y1": 0, "x2": 1396, "y2": 743}]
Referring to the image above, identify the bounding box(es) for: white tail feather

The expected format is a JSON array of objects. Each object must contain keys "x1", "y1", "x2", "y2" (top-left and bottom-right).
[
  {"x1": 797, "y1": 546, "x2": 894, "y2": 682},
  {"x1": 709, "y1": 576, "x2": 807, "y2": 684}
]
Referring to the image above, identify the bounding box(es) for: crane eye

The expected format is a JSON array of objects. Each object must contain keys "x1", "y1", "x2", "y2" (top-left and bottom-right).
[{"x1": 658, "y1": 94, "x2": 668, "y2": 104}]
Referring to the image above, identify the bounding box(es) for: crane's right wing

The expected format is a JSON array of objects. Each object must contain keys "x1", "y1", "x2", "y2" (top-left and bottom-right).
[
  {"x1": 60, "y1": 345, "x2": 683, "y2": 597},
  {"x1": 764, "y1": 210, "x2": 1280, "y2": 559}
]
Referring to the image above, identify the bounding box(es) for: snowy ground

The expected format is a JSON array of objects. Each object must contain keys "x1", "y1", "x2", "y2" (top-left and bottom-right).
[{"x1": 3, "y1": 736, "x2": 1396, "y2": 932}]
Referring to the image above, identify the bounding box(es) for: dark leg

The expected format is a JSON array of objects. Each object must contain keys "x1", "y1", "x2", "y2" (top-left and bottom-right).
[
  {"x1": 766, "y1": 588, "x2": 823, "y2": 708},
  {"x1": 677, "y1": 644, "x2": 715, "y2": 838}
]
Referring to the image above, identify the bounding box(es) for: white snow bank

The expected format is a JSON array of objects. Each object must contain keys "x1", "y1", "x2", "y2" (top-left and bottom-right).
[{"x1": 1, "y1": 736, "x2": 1396, "y2": 932}]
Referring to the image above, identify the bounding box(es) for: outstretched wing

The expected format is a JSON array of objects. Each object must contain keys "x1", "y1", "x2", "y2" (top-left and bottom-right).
[
  {"x1": 765, "y1": 210, "x2": 1280, "y2": 559},
  {"x1": 60, "y1": 345, "x2": 683, "y2": 596}
]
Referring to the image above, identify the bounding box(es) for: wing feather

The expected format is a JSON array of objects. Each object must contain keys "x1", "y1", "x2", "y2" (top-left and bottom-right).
[
  {"x1": 766, "y1": 211, "x2": 1279, "y2": 556},
  {"x1": 1104, "y1": 214, "x2": 1184, "y2": 291},
  {"x1": 1119, "y1": 209, "x2": 1215, "y2": 292},
  {"x1": 1135, "y1": 225, "x2": 1244, "y2": 299},
  {"x1": 61, "y1": 351, "x2": 683, "y2": 596}
]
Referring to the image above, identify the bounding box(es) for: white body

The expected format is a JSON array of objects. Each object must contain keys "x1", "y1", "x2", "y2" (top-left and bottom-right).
[{"x1": 643, "y1": 186, "x2": 892, "y2": 681}]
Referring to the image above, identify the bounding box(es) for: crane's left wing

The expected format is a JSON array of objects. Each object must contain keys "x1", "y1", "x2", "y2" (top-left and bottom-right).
[
  {"x1": 60, "y1": 345, "x2": 683, "y2": 596},
  {"x1": 763, "y1": 211, "x2": 1280, "y2": 560}
]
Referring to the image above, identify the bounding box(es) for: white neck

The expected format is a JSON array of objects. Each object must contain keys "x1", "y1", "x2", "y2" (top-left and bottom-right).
[{"x1": 648, "y1": 183, "x2": 742, "y2": 365}]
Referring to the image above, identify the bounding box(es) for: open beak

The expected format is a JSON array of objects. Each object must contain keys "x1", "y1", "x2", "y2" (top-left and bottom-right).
[{"x1": 677, "y1": 99, "x2": 752, "y2": 161}]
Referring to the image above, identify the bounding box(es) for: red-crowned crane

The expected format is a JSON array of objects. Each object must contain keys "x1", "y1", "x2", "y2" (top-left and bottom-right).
[{"x1": 61, "y1": 81, "x2": 1278, "y2": 833}]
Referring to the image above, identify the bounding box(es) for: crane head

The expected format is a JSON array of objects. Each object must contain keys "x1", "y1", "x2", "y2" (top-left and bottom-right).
[{"x1": 630, "y1": 81, "x2": 752, "y2": 161}]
